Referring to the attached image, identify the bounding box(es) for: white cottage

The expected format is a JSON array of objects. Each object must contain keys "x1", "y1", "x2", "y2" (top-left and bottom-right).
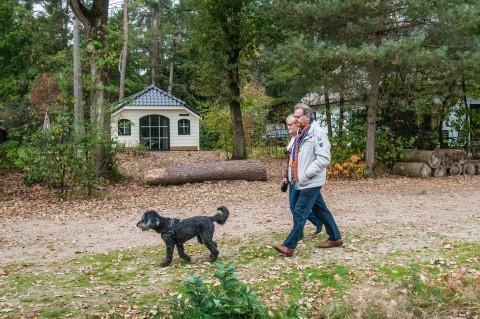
[{"x1": 111, "y1": 86, "x2": 200, "y2": 151}]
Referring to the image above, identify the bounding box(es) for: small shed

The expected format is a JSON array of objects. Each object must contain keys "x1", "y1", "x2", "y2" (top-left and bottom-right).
[{"x1": 111, "y1": 86, "x2": 200, "y2": 151}]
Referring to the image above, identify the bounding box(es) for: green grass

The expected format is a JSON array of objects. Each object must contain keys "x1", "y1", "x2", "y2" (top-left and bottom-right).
[
  {"x1": 39, "y1": 306, "x2": 73, "y2": 319},
  {"x1": 446, "y1": 242, "x2": 480, "y2": 268},
  {"x1": 1, "y1": 234, "x2": 479, "y2": 318}
]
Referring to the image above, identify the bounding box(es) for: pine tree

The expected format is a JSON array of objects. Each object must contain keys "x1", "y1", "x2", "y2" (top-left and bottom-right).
[{"x1": 183, "y1": 0, "x2": 265, "y2": 159}]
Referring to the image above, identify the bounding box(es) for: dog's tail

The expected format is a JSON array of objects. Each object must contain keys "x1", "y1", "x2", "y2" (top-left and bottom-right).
[{"x1": 212, "y1": 206, "x2": 229, "y2": 225}]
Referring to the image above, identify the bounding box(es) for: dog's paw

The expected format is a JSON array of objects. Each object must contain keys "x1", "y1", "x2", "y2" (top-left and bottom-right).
[
  {"x1": 179, "y1": 254, "x2": 191, "y2": 262},
  {"x1": 160, "y1": 260, "x2": 172, "y2": 267}
]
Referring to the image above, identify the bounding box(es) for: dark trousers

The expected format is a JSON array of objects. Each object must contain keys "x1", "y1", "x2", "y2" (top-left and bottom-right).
[
  {"x1": 288, "y1": 184, "x2": 322, "y2": 235},
  {"x1": 284, "y1": 186, "x2": 341, "y2": 249}
]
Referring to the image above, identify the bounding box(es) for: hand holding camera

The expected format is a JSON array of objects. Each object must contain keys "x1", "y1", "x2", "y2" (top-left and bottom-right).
[{"x1": 281, "y1": 178, "x2": 289, "y2": 192}]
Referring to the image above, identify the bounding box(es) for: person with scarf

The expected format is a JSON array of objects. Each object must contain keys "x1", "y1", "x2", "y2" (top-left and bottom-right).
[
  {"x1": 283, "y1": 114, "x2": 323, "y2": 236},
  {"x1": 273, "y1": 103, "x2": 342, "y2": 257}
]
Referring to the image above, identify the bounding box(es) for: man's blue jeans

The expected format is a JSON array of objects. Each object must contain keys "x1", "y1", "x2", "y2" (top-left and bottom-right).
[
  {"x1": 288, "y1": 184, "x2": 322, "y2": 235},
  {"x1": 284, "y1": 186, "x2": 341, "y2": 249}
]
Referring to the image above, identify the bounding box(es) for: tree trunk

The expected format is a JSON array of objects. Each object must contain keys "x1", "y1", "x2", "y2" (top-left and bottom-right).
[
  {"x1": 461, "y1": 78, "x2": 470, "y2": 150},
  {"x1": 69, "y1": 0, "x2": 110, "y2": 173},
  {"x1": 229, "y1": 98, "x2": 247, "y2": 159},
  {"x1": 88, "y1": 53, "x2": 109, "y2": 172},
  {"x1": 366, "y1": 27, "x2": 383, "y2": 178},
  {"x1": 464, "y1": 160, "x2": 480, "y2": 174},
  {"x1": 151, "y1": 10, "x2": 159, "y2": 86},
  {"x1": 169, "y1": 14, "x2": 180, "y2": 94},
  {"x1": 168, "y1": 60, "x2": 174, "y2": 93},
  {"x1": 119, "y1": 0, "x2": 128, "y2": 100},
  {"x1": 474, "y1": 161, "x2": 480, "y2": 174},
  {"x1": 462, "y1": 162, "x2": 476, "y2": 175},
  {"x1": 448, "y1": 162, "x2": 462, "y2": 176},
  {"x1": 145, "y1": 160, "x2": 267, "y2": 186},
  {"x1": 432, "y1": 166, "x2": 446, "y2": 177},
  {"x1": 438, "y1": 99, "x2": 446, "y2": 148},
  {"x1": 324, "y1": 92, "x2": 332, "y2": 140},
  {"x1": 61, "y1": 0, "x2": 69, "y2": 49},
  {"x1": 228, "y1": 52, "x2": 246, "y2": 159},
  {"x1": 398, "y1": 149, "x2": 442, "y2": 168},
  {"x1": 168, "y1": 37, "x2": 175, "y2": 94},
  {"x1": 434, "y1": 149, "x2": 467, "y2": 166},
  {"x1": 72, "y1": 16, "x2": 84, "y2": 136},
  {"x1": 392, "y1": 162, "x2": 432, "y2": 178},
  {"x1": 338, "y1": 90, "x2": 345, "y2": 139}
]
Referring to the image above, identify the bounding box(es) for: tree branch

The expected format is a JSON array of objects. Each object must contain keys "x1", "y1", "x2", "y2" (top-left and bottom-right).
[{"x1": 68, "y1": 0, "x2": 92, "y2": 31}]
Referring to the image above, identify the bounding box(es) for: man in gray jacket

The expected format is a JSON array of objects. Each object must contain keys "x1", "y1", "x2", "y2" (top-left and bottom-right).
[{"x1": 273, "y1": 103, "x2": 342, "y2": 257}]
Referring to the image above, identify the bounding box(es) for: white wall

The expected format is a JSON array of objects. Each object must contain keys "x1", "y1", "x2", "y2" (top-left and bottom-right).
[{"x1": 111, "y1": 107, "x2": 200, "y2": 150}]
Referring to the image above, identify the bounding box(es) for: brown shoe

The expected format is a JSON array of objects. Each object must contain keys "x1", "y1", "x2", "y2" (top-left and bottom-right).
[
  {"x1": 319, "y1": 239, "x2": 343, "y2": 248},
  {"x1": 272, "y1": 244, "x2": 294, "y2": 257}
]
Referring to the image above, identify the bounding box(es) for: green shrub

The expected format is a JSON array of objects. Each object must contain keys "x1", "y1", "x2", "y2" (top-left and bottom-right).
[
  {"x1": 375, "y1": 128, "x2": 404, "y2": 170},
  {"x1": 15, "y1": 114, "x2": 78, "y2": 196},
  {"x1": 331, "y1": 122, "x2": 404, "y2": 171},
  {"x1": 200, "y1": 103, "x2": 233, "y2": 157},
  {"x1": 0, "y1": 141, "x2": 19, "y2": 175},
  {"x1": 331, "y1": 122, "x2": 366, "y2": 164},
  {"x1": 131, "y1": 142, "x2": 147, "y2": 156},
  {"x1": 15, "y1": 113, "x2": 121, "y2": 200},
  {"x1": 172, "y1": 263, "x2": 300, "y2": 319},
  {"x1": 199, "y1": 85, "x2": 271, "y2": 158}
]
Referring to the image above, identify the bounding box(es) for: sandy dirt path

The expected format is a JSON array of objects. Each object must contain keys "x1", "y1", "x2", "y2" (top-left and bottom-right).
[{"x1": 1, "y1": 175, "x2": 479, "y2": 265}]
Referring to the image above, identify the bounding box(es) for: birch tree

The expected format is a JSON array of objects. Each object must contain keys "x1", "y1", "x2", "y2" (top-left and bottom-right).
[{"x1": 72, "y1": 15, "x2": 84, "y2": 136}]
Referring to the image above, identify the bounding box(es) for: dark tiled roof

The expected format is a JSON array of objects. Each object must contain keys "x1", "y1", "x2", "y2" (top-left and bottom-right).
[{"x1": 112, "y1": 85, "x2": 200, "y2": 115}]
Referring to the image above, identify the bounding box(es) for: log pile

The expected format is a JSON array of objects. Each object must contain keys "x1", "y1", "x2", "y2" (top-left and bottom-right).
[
  {"x1": 392, "y1": 162, "x2": 431, "y2": 178},
  {"x1": 393, "y1": 149, "x2": 480, "y2": 178}
]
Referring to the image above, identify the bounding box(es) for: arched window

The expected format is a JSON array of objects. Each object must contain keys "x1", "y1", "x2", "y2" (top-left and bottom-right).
[
  {"x1": 118, "y1": 119, "x2": 132, "y2": 136},
  {"x1": 178, "y1": 119, "x2": 190, "y2": 135},
  {"x1": 140, "y1": 115, "x2": 169, "y2": 150}
]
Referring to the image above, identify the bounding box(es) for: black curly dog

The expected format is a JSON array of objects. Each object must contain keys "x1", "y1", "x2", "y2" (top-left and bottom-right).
[{"x1": 136, "y1": 206, "x2": 229, "y2": 267}]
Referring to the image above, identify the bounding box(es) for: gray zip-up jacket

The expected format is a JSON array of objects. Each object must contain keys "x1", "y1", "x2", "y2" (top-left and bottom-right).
[{"x1": 291, "y1": 120, "x2": 331, "y2": 190}]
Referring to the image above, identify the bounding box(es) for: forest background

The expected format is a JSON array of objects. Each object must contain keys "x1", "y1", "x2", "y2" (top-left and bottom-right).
[{"x1": 1, "y1": 0, "x2": 479, "y2": 189}]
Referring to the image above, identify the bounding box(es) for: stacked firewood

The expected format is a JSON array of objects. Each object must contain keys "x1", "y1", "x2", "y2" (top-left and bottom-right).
[{"x1": 393, "y1": 149, "x2": 480, "y2": 178}]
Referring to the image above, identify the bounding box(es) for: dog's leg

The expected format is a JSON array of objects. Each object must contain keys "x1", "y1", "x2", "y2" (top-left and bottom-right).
[
  {"x1": 176, "y1": 244, "x2": 191, "y2": 262},
  {"x1": 204, "y1": 240, "x2": 219, "y2": 262},
  {"x1": 160, "y1": 235, "x2": 175, "y2": 267},
  {"x1": 197, "y1": 235, "x2": 203, "y2": 244},
  {"x1": 161, "y1": 243, "x2": 174, "y2": 267}
]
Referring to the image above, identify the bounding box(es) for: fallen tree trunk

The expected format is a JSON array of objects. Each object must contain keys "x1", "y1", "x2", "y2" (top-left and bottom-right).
[
  {"x1": 462, "y1": 162, "x2": 476, "y2": 175},
  {"x1": 392, "y1": 162, "x2": 432, "y2": 178},
  {"x1": 432, "y1": 166, "x2": 447, "y2": 177},
  {"x1": 434, "y1": 149, "x2": 467, "y2": 166},
  {"x1": 463, "y1": 160, "x2": 480, "y2": 175},
  {"x1": 399, "y1": 149, "x2": 441, "y2": 168},
  {"x1": 145, "y1": 160, "x2": 267, "y2": 186},
  {"x1": 448, "y1": 162, "x2": 462, "y2": 176}
]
